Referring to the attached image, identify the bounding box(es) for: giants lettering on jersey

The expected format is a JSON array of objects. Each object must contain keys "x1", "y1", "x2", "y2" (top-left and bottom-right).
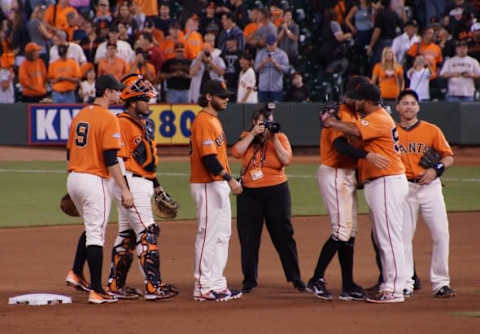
[
  {"x1": 399, "y1": 142, "x2": 430, "y2": 154},
  {"x1": 214, "y1": 132, "x2": 226, "y2": 146}
]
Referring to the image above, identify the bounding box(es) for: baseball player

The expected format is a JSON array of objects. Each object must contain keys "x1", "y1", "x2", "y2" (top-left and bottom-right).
[
  {"x1": 323, "y1": 82, "x2": 409, "y2": 303},
  {"x1": 309, "y1": 77, "x2": 390, "y2": 301},
  {"x1": 190, "y1": 79, "x2": 243, "y2": 302},
  {"x1": 106, "y1": 74, "x2": 179, "y2": 301},
  {"x1": 396, "y1": 89, "x2": 455, "y2": 298},
  {"x1": 64, "y1": 74, "x2": 134, "y2": 304}
]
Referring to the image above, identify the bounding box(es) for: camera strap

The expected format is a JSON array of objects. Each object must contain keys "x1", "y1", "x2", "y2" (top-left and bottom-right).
[{"x1": 240, "y1": 142, "x2": 266, "y2": 180}]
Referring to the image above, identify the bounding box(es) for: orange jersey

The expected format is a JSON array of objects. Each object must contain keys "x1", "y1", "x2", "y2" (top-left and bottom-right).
[
  {"x1": 183, "y1": 31, "x2": 203, "y2": 60},
  {"x1": 355, "y1": 107, "x2": 405, "y2": 182},
  {"x1": 48, "y1": 58, "x2": 81, "y2": 92},
  {"x1": 18, "y1": 59, "x2": 47, "y2": 96},
  {"x1": 67, "y1": 105, "x2": 122, "y2": 178},
  {"x1": 397, "y1": 120, "x2": 453, "y2": 180},
  {"x1": 190, "y1": 110, "x2": 231, "y2": 183},
  {"x1": 231, "y1": 132, "x2": 292, "y2": 188},
  {"x1": 320, "y1": 104, "x2": 359, "y2": 169},
  {"x1": 118, "y1": 112, "x2": 158, "y2": 179},
  {"x1": 97, "y1": 57, "x2": 130, "y2": 81},
  {"x1": 44, "y1": 4, "x2": 77, "y2": 32}
]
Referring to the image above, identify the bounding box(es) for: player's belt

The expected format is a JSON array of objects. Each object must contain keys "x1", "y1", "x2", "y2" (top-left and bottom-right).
[
  {"x1": 408, "y1": 178, "x2": 421, "y2": 183},
  {"x1": 132, "y1": 173, "x2": 144, "y2": 178}
]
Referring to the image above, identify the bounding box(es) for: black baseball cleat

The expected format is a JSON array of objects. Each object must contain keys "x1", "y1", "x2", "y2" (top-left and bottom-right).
[
  {"x1": 293, "y1": 279, "x2": 306, "y2": 292},
  {"x1": 307, "y1": 278, "x2": 333, "y2": 300},
  {"x1": 339, "y1": 284, "x2": 367, "y2": 301},
  {"x1": 434, "y1": 286, "x2": 456, "y2": 298}
]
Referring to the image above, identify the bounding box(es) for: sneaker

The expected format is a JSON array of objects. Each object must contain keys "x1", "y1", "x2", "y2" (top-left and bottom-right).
[
  {"x1": 413, "y1": 274, "x2": 421, "y2": 291},
  {"x1": 434, "y1": 286, "x2": 456, "y2": 298},
  {"x1": 106, "y1": 285, "x2": 142, "y2": 300},
  {"x1": 242, "y1": 286, "x2": 256, "y2": 294},
  {"x1": 307, "y1": 279, "x2": 333, "y2": 301},
  {"x1": 403, "y1": 289, "x2": 413, "y2": 298},
  {"x1": 293, "y1": 279, "x2": 307, "y2": 292},
  {"x1": 65, "y1": 270, "x2": 91, "y2": 292},
  {"x1": 88, "y1": 290, "x2": 118, "y2": 304},
  {"x1": 193, "y1": 288, "x2": 242, "y2": 302},
  {"x1": 339, "y1": 285, "x2": 367, "y2": 301},
  {"x1": 145, "y1": 283, "x2": 179, "y2": 301},
  {"x1": 366, "y1": 291, "x2": 405, "y2": 304}
]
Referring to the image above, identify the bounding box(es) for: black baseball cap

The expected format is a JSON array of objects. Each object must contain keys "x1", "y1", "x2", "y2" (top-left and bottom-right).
[
  {"x1": 96, "y1": 74, "x2": 125, "y2": 92},
  {"x1": 349, "y1": 82, "x2": 381, "y2": 103},
  {"x1": 345, "y1": 76, "x2": 370, "y2": 98},
  {"x1": 205, "y1": 79, "x2": 234, "y2": 98},
  {"x1": 397, "y1": 89, "x2": 419, "y2": 103}
]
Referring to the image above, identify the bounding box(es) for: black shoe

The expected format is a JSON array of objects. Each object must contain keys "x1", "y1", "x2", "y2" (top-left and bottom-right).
[
  {"x1": 242, "y1": 285, "x2": 256, "y2": 294},
  {"x1": 307, "y1": 279, "x2": 333, "y2": 300},
  {"x1": 293, "y1": 279, "x2": 306, "y2": 292},
  {"x1": 434, "y1": 286, "x2": 456, "y2": 298},
  {"x1": 413, "y1": 274, "x2": 422, "y2": 290},
  {"x1": 339, "y1": 284, "x2": 366, "y2": 301}
]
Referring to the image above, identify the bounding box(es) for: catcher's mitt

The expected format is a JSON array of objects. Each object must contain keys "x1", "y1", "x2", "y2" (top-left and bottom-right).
[
  {"x1": 319, "y1": 102, "x2": 339, "y2": 127},
  {"x1": 60, "y1": 193, "x2": 80, "y2": 217},
  {"x1": 152, "y1": 186, "x2": 179, "y2": 219},
  {"x1": 419, "y1": 148, "x2": 441, "y2": 169}
]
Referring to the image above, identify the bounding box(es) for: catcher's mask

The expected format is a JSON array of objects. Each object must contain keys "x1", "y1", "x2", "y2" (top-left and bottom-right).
[{"x1": 120, "y1": 74, "x2": 157, "y2": 104}]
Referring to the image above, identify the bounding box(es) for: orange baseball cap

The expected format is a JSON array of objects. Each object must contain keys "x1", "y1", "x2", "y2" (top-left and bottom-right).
[{"x1": 25, "y1": 42, "x2": 42, "y2": 53}]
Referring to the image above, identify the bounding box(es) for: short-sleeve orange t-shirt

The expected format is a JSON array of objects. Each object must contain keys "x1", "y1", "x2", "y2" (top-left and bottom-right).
[
  {"x1": 190, "y1": 111, "x2": 230, "y2": 183},
  {"x1": 97, "y1": 57, "x2": 130, "y2": 81},
  {"x1": 373, "y1": 63, "x2": 404, "y2": 99},
  {"x1": 44, "y1": 4, "x2": 77, "y2": 32},
  {"x1": 183, "y1": 31, "x2": 203, "y2": 60},
  {"x1": 407, "y1": 42, "x2": 443, "y2": 79},
  {"x1": 67, "y1": 105, "x2": 122, "y2": 178},
  {"x1": 48, "y1": 58, "x2": 81, "y2": 92},
  {"x1": 19, "y1": 59, "x2": 47, "y2": 96}
]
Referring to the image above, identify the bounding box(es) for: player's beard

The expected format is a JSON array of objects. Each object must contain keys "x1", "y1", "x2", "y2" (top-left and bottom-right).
[{"x1": 211, "y1": 98, "x2": 227, "y2": 112}]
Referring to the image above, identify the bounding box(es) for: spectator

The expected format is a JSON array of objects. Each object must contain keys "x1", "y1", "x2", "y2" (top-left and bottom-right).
[
  {"x1": 469, "y1": 20, "x2": 480, "y2": 60},
  {"x1": 19, "y1": 42, "x2": 48, "y2": 102},
  {"x1": 70, "y1": 0, "x2": 90, "y2": 18},
  {"x1": 43, "y1": 0, "x2": 77, "y2": 33},
  {"x1": 237, "y1": 52, "x2": 257, "y2": 103},
  {"x1": 390, "y1": 0, "x2": 407, "y2": 22},
  {"x1": 221, "y1": 37, "x2": 242, "y2": 94},
  {"x1": 189, "y1": 33, "x2": 226, "y2": 103},
  {"x1": 437, "y1": 26, "x2": 456, "y2": 59},
  {"x1": 231, "y1": 0, "x2": 249, "y2": 29},
  {"x1": 48, "y1": 44, "x2": 81, "y2": 103},
  {"x1": 136, "y1": 32, "x2": 164, "y2": 73},
  {"x1": 366, "y1": 0, "x2": 404, "y2": 66},
  {"x1": 392, "y1": 20, "x2": 420, "y2": 65},
  {"x1": 254, "y1": 34, "x2": 289, "y2": 102},
  {"x1": 94, "y1": 24, "x2": 135, "y2": 65},
  {"x1": 200, "y1": 2, "x2": 221, "y2": 36},
  {"x1": 78, "y1": 68, "x2": 96, "y2": 103},
  {"x1": 407, "y1": 54, "x2": 432, "y2": 101},
  {"x1": 440, "y1": 39, "x2": 480, "y2": 102},
  {"x1": 10, "y1": 11, "x2": 30, "y2": 58},
  {"x1": 407, "y1": 26, "x2": 443, "y2": 79},
  {"x1": 117, "y1": 3, "x2": 139, "y2": 37},
  {"x1": 371, "y1": 46, "x2": 404, "y2": 101},
  {"x1": 269, "y1": 3, "x2": 284, "y2": 27},
  {"x1": 27, "y1": 5, "x2": 53, "y2": 64},
  {"x1": 142, "y1": 18, "x2": 165, "y2": 45},
  {"x1": 65, "y1": 11, "x2": 82, "y2": 42},
  {"x1": 129, "y1": 1, "x2": 146, "y2": 30},
  {"x1": 277, "y1": 9, "x2": 299, "y2": 64},
  {"x1": 443, "y1": 0, "x2": 475, "y2": 37},
  {"x1": 286, "y1": 72, "x2": 310, "y2": 102},
  {"x1": 154, "y1": 2, "x2": 174, "y2": 36},
  {"x1": 249, "y1": 7, "x2": 277, "y2": 50},
  {"x1": 97, "y1": 42, "x2": 129, "y2": 81},
  {"x1": 345, "y1": 0, "x2": 375, "y2": 48},
  {"x1": 159, "y1": 42, "x2": 191, "y2": 103},
  {"x1": 118, "y1": 21, "x2": 134, "y2": 46},
  {"x1": 244, "y1": 7, "x2": 260, "y2": 50},
  {"x1": 183, "y1": 16, "x2": 203, "y2": 60},
  {"x1": 134, "y1": 0, "x2": 159, "y2": 18},
  {"x1": 0, "y1": 57, "x2": 14, "y2": 103},
  {"x1": 218, "y1": 12, "x2": 244, "y2": 52},
  {"x1": 158, "y1": 22, "x2": 184, "y2": 61},
  {"x1": 79, "y1": 22, "x2": 98, "y2": 63},
  {"x1": 49, "y1": 30, "x2": 87, "y2": 65},
  {"x1": 93, "y1": 0, "x2": 112, "y2": 24},
  {"x1": 130, "y1": 48, "x2": 157, "y2": 83}
]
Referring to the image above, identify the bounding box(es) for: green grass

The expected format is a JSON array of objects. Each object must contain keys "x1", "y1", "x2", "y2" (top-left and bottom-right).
[{"x1": 0, "y1": 161, "x2": 479, "y2": 228}]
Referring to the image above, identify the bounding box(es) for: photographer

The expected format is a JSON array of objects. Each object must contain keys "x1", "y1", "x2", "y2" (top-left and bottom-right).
[{"x1": 231, "y1": 105, "x2": 305, "y2": 294}]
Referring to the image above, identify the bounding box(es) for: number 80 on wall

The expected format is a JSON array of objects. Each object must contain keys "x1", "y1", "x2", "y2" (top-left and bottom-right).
[{"x1": 149, "y1": 105, "x2": 202, "y2": 144}]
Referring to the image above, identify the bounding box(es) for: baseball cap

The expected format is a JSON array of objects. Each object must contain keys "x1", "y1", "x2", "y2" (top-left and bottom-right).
[
  {"x1": 204, "y1": 79, "x2": 233, "y2": 98},
  {"x1": 349, "y1": 82, "x2": 381, "y2": 103},
  {"x1": 25, "y1": 42, "x2": 42, "y2": 53},
  {"x1": 96, "y1": 74, "x2": 125, "y2": 92},
  {"x1": 397, "y1": 89, "x2": 419, "y2": 103},
  {"x1": 266, "y1": 34, "x2": 277, "y2": 45}
]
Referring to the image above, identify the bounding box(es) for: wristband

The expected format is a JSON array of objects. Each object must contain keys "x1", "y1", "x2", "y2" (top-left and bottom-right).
[
  {"x1": 222, "y1": 173, "x2": 232, "y2": 181},
  {"x1": 434, "y1": 163, "x2": 445, "y2": 177}
]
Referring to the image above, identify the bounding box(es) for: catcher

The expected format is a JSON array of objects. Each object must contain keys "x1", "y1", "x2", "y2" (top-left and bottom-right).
[{"x1": 106, "y1": 73, "x2": 179, "y2": 300}]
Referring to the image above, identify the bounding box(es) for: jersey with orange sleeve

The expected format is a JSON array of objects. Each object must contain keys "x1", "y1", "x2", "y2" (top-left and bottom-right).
[
  {"x1": 397, "y1": 121, "x2": 453, "y2": 180},
  {"x1": 320, "y1": 104, "x2": 359, "y2": 169},
  {"x1": 67, "y1": 105, "x2": 122, "y2": 178},
  {"x1": 355, "y1": 107, "x2": 405, "y2": 183},
  {"x1": 190, "y1": 110, "x2": 231, "y2": 183}
]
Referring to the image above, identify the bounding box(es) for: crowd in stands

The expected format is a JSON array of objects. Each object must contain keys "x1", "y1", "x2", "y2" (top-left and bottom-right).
[{"x1": 0, "y1": 0, "x2": 480, "y2": 104}]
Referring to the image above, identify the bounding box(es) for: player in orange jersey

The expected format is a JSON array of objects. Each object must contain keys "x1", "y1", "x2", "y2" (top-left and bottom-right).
[
  {"x1": 106, "y1": 74, "x2": 178, "y2": 301},
  {"x1": 65, "y1": 74, "x2": 133, "y2": 304},
  {"x1": 395, "y1": 89, "x2": 455, "y2": 298},
  {"x1": 323, "y1": 82, "x2": 409, "y2": 303},
  {"x1": 190, "y1": 80, "x2": 243, "y2": 302}
]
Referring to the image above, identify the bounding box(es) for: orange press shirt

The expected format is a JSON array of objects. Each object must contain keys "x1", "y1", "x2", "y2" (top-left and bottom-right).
[
  {"x1": 355, "y1": 107, "x2": 405, "y2": 183},
  {"x1": 231, "y1": 132, "x2": 292, "y2": 188},
  {"x1": 48, "y1": 58, "x2": 81, "y2": 92},
  {"x1": 397, "y1": 120, "x2": 453, "y2": 180},
  {"x1": 118, "y1": 112, "x2": 158, "y2": 179},
  {"x1": 67, "y1": 105, "x2": 122, "y2": 178},
  {"x1": 320, "y1": 104, "x2": 359, "y2": 169},
  {"x1": 190, "y1": 110, "x2": 231, "y2": 183},
  {"x1": 373, "y1": 63, "x2": 404, "y2": 99}
]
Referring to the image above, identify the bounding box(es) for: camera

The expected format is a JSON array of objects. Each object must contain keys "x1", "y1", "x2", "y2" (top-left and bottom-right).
[
  {"x1": 204, "y1": 51, "x2": 211, "y2": 57},
  {"x1": 264, "y1": 120, "x2": 281, "y2": 133}
]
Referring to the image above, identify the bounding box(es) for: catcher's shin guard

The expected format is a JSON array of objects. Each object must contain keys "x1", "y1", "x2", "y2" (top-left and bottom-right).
[
  {"x1": 107, "y1": 229, "x2": 136, "y2": 292},
  {"x1": 137, "y1": 224, "x2": 163, "y2": 293}
]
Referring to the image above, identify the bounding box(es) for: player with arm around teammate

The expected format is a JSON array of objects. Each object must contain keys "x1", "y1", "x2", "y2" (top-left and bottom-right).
[
  {"x1": 323, "y1": 82, "x2": 409, "y2": 303},
  {"x1": 190, "y1": 79, "x2": 243, "y2": 302},
  {"x1": 65, "y1": 74, "x2": 134, "y2": 304},
  {"x1": 106, "y1": 74, "x2": 179, "y2": 301},
  {"x1": 308, "y1": 77, "x2": 390, "y2": 301},
  {"x1": 396, "y1": 89, "x2": 455, "y2": 298}
]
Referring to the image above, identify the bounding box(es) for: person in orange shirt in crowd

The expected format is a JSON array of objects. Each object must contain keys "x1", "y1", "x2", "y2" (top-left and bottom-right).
[
  {"x1": 93, "y1": 0, "x2": 113, "y2": 24},
  {"x1": 244, "y1": 7, "x2": 259, "y2": 44},
  {"x1": 158, "y1": 22, "x2": 184, "y2": 61},
  {"x1": 183, "y1": 16, "x2": 203, "y2": 60},
  {"x1": 372, "y1": 46, "x2": 404, "y2": 101},
  {"x1": 407, "y1": 26, "x2": 443, "y2": 79},
  {"x1": 141, "y1": 19, "x2": 165, "y2": 45},
  {"x1": 19, "y1": 42, "x2": 48, "y2": 102},
  {"x1": 130, "y1": 48, "x2": 157, "y2": 84},
  {"x1": 48, "y1": 44, "x2": 81, "y2": 103},
  {"x1": 269, "y1": 3, "x2": 284, "y2": 27},
  {"x1": 135, "y1": 32, "x2": 164, "y2": 73},
  {"x1": 134, "y1": 0, "x2": 158, "y2": 18},
  {"x1": 44, "y1": 0, "x2": 78, "y2": 33},
  {"x1": 97, "y1": 42, "x2": 130, "y2": 81},
  {"x1": 231, "y1": 104, "x2": 306, "y2": 294}
]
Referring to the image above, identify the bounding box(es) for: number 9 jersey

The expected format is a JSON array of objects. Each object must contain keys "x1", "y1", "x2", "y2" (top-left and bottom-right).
[{"x1": 67, "y1": 105, "x2": 122, "y2": 178}]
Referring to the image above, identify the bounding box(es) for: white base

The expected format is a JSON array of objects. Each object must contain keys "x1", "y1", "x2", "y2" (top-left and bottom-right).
[{"x1": 9, "y1": 293, "x2": 72, "y2": 306}]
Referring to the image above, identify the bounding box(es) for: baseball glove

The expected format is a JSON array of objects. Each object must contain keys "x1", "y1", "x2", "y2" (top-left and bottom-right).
[
  {"x1": 319, "y1": 102, "x2": 339, "y2": 127},
  {"x1": 419, "y1": 148, "x2": 441, "y2": 169},
  {"x1": 152, "y1": 186, "x2": 179, "y2": 219},
  {"x1": 60, "y1": 193, "x2": 80, "y2": 217}
]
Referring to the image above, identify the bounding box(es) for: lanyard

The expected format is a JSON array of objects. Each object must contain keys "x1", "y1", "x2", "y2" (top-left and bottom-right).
[{"x1": 251, "y1": 142, "x2": 267, "y2": 168}]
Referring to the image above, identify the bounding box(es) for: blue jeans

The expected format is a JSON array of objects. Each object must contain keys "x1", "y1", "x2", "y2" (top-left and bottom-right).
[
  {"x1": 258, "y1": 91, "x2": 284, "y2": 102},
  {"x1": 52, "y1": 91, "x2": 77, "y2": 104},
  {"x1": 165, "y1": 89, "x2": 189, "y2": 103},
  {"x1": 447, "y1": 96, "x2": 474, "y2": 102}
]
